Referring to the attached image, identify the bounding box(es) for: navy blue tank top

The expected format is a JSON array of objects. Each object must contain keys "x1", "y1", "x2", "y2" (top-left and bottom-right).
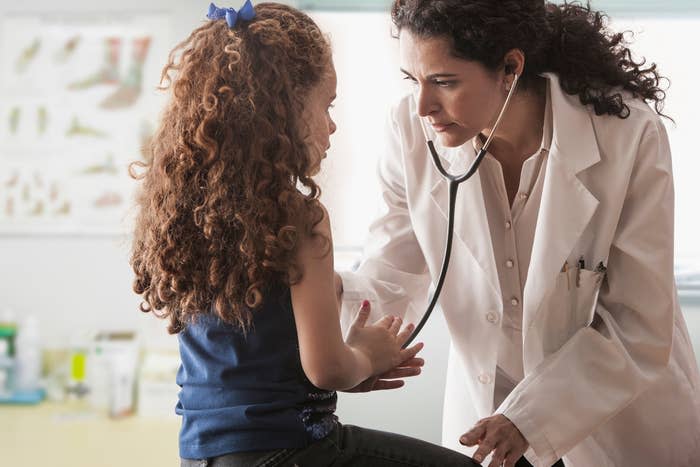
[{"x1": 176, "y1": 285, "x2": 338, "y2": 459}]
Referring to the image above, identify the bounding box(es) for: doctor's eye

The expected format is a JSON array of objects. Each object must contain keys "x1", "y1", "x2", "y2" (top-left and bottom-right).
[
  {"x1": 403, "y1": 76, "x2": 418, "y2": 84},
  {"x1": 433, "y1": 80, "x2": 455, "y2": 88}
]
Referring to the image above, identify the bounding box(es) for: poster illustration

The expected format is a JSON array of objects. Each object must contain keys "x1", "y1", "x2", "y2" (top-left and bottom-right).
[{"x1": 0, "y1": 11, "x2": 172, "y2": 234}]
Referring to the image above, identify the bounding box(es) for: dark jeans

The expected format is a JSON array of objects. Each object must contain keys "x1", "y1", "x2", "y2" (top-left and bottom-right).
[
  {"x1": 516, "y1": 456, "x2": 565, "y2": 467},
  {"x1": 181, "y1": 423, "x2": 478, "y2": 466},
  {"x1": 180, "y1": 423, "x2": 566, "y2": 467}
]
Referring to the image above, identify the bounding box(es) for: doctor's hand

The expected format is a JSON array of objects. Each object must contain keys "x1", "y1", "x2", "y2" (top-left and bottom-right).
[
  {"x1": 460, "y1": 414, "x2": 528, "y2": 467},
  {"x1": 344, "y1": 352, "x2": 425, "y2": 393}
]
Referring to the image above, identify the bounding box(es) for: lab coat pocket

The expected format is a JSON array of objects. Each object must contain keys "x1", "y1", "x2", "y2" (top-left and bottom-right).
[{"x1": 538, "y1": 268, "x2": 604, "y2": 355}]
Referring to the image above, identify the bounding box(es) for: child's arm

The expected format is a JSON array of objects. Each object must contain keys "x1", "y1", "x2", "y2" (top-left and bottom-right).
[{"x1": 290, "y1": 206, "x2": 420, "y2": 391}]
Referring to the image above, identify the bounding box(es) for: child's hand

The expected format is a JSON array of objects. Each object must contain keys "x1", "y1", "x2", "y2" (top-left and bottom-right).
[{"x1": 345, "y1": 300, "x2": 423, "y2": 378}]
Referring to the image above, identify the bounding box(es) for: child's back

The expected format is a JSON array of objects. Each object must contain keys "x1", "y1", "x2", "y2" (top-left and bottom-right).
[{"x1": 177, "y1": 284, "x2": 337, "y2": 459}]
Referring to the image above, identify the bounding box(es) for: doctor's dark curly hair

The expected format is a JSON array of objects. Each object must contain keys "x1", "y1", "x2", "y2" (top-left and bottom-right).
[
  {"x1": 130, "y1": 3, "x2": 331, "y2": 333},
  {"x1": 391, "y1": 0, "x2": 669, "y2": 119}
]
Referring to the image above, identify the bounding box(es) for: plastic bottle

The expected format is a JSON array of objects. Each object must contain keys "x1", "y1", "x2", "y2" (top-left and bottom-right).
[
  {"x1": 66, "y1": 332, "x2": 90, "y2": 400},
  {"x1": 110, "y1": 351, "x2": 136, "y2": 418},
  {"x1": 0, "y1": 339, "x2": 13, "y2": 396},
  {"x1": 15, "y1": 315, "x2": 42, "y2": 392},
  {"x1": 0, "y1": 309, "x2": 18, "y2": 395}
]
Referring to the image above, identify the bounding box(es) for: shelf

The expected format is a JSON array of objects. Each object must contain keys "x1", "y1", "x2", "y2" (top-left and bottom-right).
[{"x1": 0, "y1": 401, "x2": 180, "y2": 467}]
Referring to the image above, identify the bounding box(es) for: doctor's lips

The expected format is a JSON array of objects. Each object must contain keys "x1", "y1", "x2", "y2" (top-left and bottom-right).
[{"x1": 430, "y1": 122, "x2": 455, "y2": 132}]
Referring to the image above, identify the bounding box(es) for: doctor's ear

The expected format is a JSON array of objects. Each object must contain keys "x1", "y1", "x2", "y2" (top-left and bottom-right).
[
  {"x1": 503, "y1": 65, "x2": 518, "y2": 92},
  {"x1": 502, "y1": 47, "x2": 524, "y2": 72}
]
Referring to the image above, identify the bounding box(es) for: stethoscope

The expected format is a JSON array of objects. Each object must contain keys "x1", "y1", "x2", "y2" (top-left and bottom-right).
[{"x1": 402, "y1": 72, "x2": 520, "y2": 348}]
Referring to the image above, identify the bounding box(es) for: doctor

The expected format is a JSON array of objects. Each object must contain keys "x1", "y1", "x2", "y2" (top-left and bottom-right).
[{"x1": 336, "y1": 1, "x2": 700, "y2": 466}]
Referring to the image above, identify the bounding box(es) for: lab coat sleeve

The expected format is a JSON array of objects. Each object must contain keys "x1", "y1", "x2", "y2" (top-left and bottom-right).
[
  {"x1": 496, "y1": 117, "x2": 676, "y2": 464},
  {"x1": 338, "y1": 104, "x2": 432, "y2": 334}
]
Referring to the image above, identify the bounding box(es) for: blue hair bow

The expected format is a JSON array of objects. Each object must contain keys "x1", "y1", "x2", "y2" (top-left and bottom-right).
[{"x1": 207, "y1": 1, "x2": 256, "y2": 29}]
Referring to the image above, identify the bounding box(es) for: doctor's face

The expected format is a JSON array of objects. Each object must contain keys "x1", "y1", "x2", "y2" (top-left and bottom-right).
[
  {"x1": 399, "y1": 30, "x2": 504, "y2": 148},
  {"x1": 303, "y1": 61, "x2": 337, "y2": 176}
]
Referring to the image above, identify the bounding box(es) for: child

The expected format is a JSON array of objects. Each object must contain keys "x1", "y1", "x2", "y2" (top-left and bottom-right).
[{"x1": 131, "y1": 2, "x2": 477, "y2": 466}]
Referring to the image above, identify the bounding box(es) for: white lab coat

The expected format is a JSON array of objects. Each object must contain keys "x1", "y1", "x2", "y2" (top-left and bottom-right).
[{"x1": 339, "y1": 73, "x2": 700, "y2": 466}]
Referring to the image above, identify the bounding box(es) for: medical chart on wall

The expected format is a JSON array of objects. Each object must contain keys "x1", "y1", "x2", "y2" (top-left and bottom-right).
[{"x1": 0, "y1": 11, "x2": 172, "y2": 234}]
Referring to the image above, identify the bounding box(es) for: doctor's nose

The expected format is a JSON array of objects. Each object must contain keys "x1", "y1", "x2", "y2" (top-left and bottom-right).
[{"x1": 415, "y1": 87, "x2": 439, "y2": 117}]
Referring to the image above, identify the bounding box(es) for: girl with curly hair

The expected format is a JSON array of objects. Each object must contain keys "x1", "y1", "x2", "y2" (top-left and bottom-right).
[
  {"x1": 131, "y1": 2, "x2": 479, "y2": 466},
  {"x1": 334, "y1": 1, "x2": 700, "y2": 466}
]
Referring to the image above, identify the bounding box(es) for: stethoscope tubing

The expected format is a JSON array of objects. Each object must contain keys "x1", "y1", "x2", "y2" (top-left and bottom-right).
[
  {"x1": 401, "y1": 73, "x2": 519, "y2": 349},
  {"x1": 401, "y1": 147, "x2": 487, "y2": 348}
]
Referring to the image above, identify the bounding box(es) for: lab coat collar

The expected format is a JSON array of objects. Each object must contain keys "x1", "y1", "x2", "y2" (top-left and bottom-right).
[
  {"x1": 523, "y1": 73, "x2": 600, "y2": 329},
  {"x1": 545, "y1": 72, "x2": 601, "y2": 174}
]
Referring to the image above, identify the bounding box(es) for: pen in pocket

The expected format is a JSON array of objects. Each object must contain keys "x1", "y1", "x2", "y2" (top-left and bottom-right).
[
  {"x1": 594, "y1": 261, "x2": 607, "y2": 284},
  {"x1": 576, "y1": 256, "x2": 585, "y2": 288},
  {"x1": 595, "y1": 261, "x2": 607, "y2": 274}
]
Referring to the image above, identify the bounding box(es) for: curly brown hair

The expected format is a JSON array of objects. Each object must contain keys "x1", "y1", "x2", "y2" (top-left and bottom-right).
[
  {"x1": 391, "y1": 0, "x2": 670, "y2": 119},
  {"x1": 130, "y1": 2, "x2": 331, "y2": 333}
]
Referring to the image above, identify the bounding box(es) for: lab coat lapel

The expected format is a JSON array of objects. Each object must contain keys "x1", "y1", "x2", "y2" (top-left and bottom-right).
[
  {"x1": 429, "y1": 143, "x2": 501, "y2": 300},
  {"x1": 523, "y1": 74, "x2": 600, "y2": 328}
]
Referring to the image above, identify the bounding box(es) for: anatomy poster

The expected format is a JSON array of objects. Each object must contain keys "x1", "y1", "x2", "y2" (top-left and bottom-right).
[{"x1": 0, "y1": 11, "x2": 172, "y2": 234}]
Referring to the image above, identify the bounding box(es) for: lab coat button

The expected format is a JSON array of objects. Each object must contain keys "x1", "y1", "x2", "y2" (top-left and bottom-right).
[
  {"x1": 478, "y1": 373, "x2": 492, "y2": 384},
  {"x1": 505, "y1": 259, "x2": 514, "y2": 268},
  {"x1": 505, "y1": 220, "x2": 512, "y2": 229},
  {"x1": 486, "y1": 312, "x2": 498, "y2": 324},
  {"x1": 510, "y1": 297, "x2": 519, "y2": 306},
  {"x1": 519, "y1": 192, "x2": 528, "y2": 200}
]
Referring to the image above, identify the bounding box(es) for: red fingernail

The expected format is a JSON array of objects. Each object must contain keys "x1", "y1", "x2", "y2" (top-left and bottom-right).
[{"x1": 362, "y1": 299, "x2": 369, "y2": 308}]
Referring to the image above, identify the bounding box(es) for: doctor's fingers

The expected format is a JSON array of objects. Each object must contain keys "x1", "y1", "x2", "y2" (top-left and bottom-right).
[
  {"x1": 460, "y1": 422, "x2": 486, "y2": 447},
  {"x1": 502, "y1": 452, "x2": 520, "y2": 467},
  {"x1": 487, "y1": 442, "x2": 518, "y2": 467},
  {"x1": 488, "y1": 444, "x2": 523, "y2": 467},
  {"x1": 376, "y1": 365, "x2": 421, "y2": 379},
  {"x1": 395, "y1": 356, "x2": 425, "y2": 368},
  {"x1": 366, "y1": 378, "x2": 405, "y2": 390},
  {"x1": 474, "y1": 428, "x2": 527, "y2": 465},
  {"x1": 376, "y1": 356, "x2": 426, "y2": 378},
  {"x1": 470, "y1": 435, "x2": 499, "y2": 465},
  {"x1": 483, "y1": 434, "x2": 527, "y2": 467}
]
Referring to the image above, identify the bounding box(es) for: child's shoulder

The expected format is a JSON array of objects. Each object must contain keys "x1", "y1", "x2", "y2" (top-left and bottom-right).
[{"x1": 297, "y1": 200, "x2": 332, "y2": 257}]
